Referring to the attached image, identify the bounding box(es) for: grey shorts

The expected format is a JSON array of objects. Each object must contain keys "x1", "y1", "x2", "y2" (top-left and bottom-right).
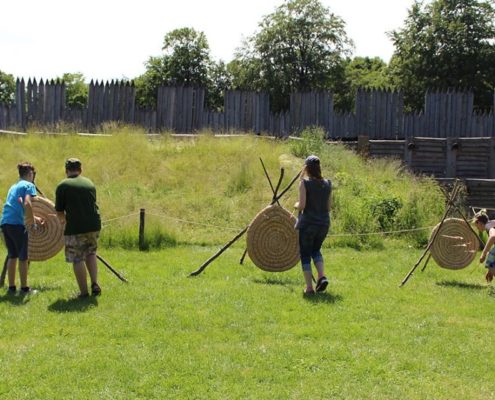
[{"x1": 64, "y1": 231, "x2": 100, "y2": 263}]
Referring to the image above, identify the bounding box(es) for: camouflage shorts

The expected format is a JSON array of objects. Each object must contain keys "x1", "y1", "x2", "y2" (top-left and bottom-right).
[{"x1": 64, "y1": 231, "x2": 100, "y2": 263}]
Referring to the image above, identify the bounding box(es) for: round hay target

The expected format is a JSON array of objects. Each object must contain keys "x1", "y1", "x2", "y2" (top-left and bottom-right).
[
  {"x1": 246, "y1": 205, "x2": 299, "y2": 272},
  {"x1": 429, "y1": 218, "x2": 478, "y2": 270},
  {"x1": 27, "y1": 197, "x2": 64, "y2": 261}
]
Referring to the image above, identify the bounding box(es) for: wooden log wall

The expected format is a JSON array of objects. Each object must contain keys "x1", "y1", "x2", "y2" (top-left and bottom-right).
[
  {"x1": 2, "y1": 79, "x2": 495, "y2": 138},
  {"x1": 366, "y1": 137, "x2": 495, "y2": 179}
]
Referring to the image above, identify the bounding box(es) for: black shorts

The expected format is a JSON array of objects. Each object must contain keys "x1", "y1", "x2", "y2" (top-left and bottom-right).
[{"x1": 1, "y1": 224, "x2": 29, "y2": 261}]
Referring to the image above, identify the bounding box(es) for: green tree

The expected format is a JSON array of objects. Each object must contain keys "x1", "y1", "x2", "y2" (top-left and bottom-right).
[
  {"x1": 59, "y1": 73, "x2": 88, "y2": 108},
  {"x1": 0, "y1": 70, "x2": 16, "y2": 104},
  {"x1": 388, "y1": 0, "x2": 495, "y2": 111},
  {"x1": 339, "y1": 57, "x2": 391, "y2": 111},
  {"x1": 135, "y1": 27, "x2": 218, "y2": 108},
  {"x1": 233, "y1": 0, "x2": 353, "y2": 111}
]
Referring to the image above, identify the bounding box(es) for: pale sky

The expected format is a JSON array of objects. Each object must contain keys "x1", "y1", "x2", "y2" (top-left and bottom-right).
[{"x1": 0, "y1": 0, "x2": 416, "y2": 82}]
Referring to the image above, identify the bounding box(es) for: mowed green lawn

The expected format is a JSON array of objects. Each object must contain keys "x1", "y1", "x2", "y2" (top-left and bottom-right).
[{"x1": 0, "y1": 243, "x2": 494, "y2": 399}]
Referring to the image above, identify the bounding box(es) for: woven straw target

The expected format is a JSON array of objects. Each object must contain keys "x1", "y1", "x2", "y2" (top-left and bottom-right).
[
  {"x1": 27, "y1": 197, "x2": 64, "y2": 261},
  {"x1": 429, "y1": 218, "x2": 478, "y2": 270},
  {"x1": 246, "y1": 204, "x2": 299, "y2": 272}
]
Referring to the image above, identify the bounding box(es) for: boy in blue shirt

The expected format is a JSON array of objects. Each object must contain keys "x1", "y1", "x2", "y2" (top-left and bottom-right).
[{"x1": 1, "y1": 162, "x2": 43, "y2": 294}]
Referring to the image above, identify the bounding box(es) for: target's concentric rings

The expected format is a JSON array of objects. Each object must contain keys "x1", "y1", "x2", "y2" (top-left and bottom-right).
[
  {"x1": 247, "y1": 205, "x2": 299, "y2": 272},
  {"x1": 430, "y1": 218, "x2": 478, "y2": 270},
  {"x1": 27, "y1": 197, "x2": 64, "y2": 261}
]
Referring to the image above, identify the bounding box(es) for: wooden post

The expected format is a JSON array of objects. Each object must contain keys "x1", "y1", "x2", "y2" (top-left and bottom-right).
[
  {"x1": 489, "y1": 137, "x2": 495, "y2": 179},
  {"x1": 446, "y1": 137, "x2": 457, "y2": 178},
  {"x1": 357, "y1": 135, "x2": 369, "y2": 157},
  {"x1": 139, "y1": 208, "x2": 145, "y2": 251}
]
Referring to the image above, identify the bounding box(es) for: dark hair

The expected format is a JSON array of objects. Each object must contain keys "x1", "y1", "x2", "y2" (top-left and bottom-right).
[
  {"x1": 475, "y1": 214, "x2": 489, "y2": 225},
  {"x1": 17, "y1": 162, "x2": 35, "y2": 178},
  {"x1": 65, "y1": 158, "x2": 82, "y2": 171},
  {"x1": 304, "y1": 162, "x2": 323, "y2": 180}
]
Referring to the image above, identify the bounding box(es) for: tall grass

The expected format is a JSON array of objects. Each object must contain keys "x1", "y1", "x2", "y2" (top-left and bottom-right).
[{"x1": 0, "y1": 127, "x2": 445, "y2": 249}]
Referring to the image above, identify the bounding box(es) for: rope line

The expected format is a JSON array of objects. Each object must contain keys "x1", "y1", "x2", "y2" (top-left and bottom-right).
[
  {"x1": 146, "y1": 211, "x2": 241, "y2": 232},
  {"x1": 100, "y1": 209, "x2": 437, "y2": 237},
  {"x1": 102, "y1": 212, "x2": 140, "y2": 224}
]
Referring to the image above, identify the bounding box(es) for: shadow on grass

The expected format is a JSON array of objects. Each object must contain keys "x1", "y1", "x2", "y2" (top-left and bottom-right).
[
  {"x1": 303, "y1": 292, "x2": 343, "y2": 304},
  {"x1": 48, "y1": 296, "x2": 98, "y2": 313},
  {"x1": 253, "y1": 277, "x2": 300, "y2": 287},
  {"x1": 0, "y1": 293, "x2": 34, "y2": 306},
  {"x1": 436, "y1": 280, "x2": 486, "y2": 290}
]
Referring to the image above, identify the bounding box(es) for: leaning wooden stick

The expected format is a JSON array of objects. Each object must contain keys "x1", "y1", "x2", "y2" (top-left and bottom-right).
[
  {"x1": 400, "y1": 182, "x2": 461, "y2": 287},
  {"x1": 97, "y1": 254, "x2": 128, "y2": 283},
  {"x1": 190, "y1": 168, "x2": 302, "y2": 277},
  {"x1": 0, "y1": 255, "x2": 7, "y2": 287}
]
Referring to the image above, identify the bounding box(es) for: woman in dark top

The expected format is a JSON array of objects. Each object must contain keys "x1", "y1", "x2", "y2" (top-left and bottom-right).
[{"x1": 295, "y1": 155, "x2": 332, "y2": 294}]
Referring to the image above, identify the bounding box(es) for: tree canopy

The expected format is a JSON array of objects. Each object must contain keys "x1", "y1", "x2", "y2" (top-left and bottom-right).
[
  {"x1": 0, "y1": 70, "x2": 15, "y2": 104},
  {"x1": 388, "y1": 0, "x2": 495, "y2": 110},
  {"x1": 232, "y1": 0, "x2": 353, "y2": 111},
  {"x1": 59, "y1": 72, "x2": 88, "y2": 108},
  {"x1": 135, "y1": 28, "x2": 211, "y2": 107}
]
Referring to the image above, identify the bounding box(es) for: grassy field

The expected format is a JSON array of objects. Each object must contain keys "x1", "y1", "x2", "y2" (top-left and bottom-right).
[
  {"x1": 1, "y1": 243, "x2": 494, "y2": 399},
  {"x1": 0, "y1": 129, "x2": 445, "y2": 250},
  {"x1": 1, "y1": 129, "x2": 488, "y2": 399}
]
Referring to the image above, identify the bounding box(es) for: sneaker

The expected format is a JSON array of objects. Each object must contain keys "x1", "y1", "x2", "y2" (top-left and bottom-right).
[
  {"x1": 303, "y1": 288, "x2": 315, "y2": 296},
  {"x1": 7, "y1": 286, "x2": 16, "y2": 295},
  {"x1": 315, "y1": 276, "x2": 329, "y2": 292},
  {"x1": 91, "y1": 282, "x2": 101, "y2": 296},
  {"x1": 20, "y1": 287, "x2": 38, "y2": 295},
  {"x1": 486, "y1": 271, "x2": 493, "y2": 283},
  {"x1": 77, "y1": 292, "x2": 89, "y2": 299}
]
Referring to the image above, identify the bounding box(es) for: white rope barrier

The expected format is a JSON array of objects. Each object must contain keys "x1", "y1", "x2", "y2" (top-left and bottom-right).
[{"x1": 101, "y1": 209, "x2": 437, "y2": 237}]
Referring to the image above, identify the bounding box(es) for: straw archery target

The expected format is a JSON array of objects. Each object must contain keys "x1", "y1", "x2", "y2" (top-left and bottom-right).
[
  {"x1": 27, "y1": 196, "x2": 64, "y2": 261},
  {"x1": 429, "y1": 218, "x2": 478, "y2": 270},
  {"x1": 246, "y1": 204, "x2": 299, "y2": 272}
]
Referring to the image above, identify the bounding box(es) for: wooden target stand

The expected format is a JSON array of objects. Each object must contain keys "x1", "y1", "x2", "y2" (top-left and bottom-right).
[
  {"x1": 189, "y1": 159, "x2": 302, "y2": 277},
  {"x1": 400, "y1": 179, "x2": 484, "y2": 287}
]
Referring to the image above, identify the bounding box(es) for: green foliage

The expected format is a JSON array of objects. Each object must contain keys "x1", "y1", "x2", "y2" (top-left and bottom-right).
[
  {"x1": 0, "y1": 129, "x2": 444, "y2": 250},
  {"x1": 0, "y1": 69, "x2": 15, "y2": 104},
  {"x1": 135, "y1": 27, "x2": 227, "y2": 109},
  {"x1": 59, "y1": 72, "x2": 88, "y2": 108},
  {"x1": 289, "y1": 126, "x2": 325, "y2": 158},
  {"x1": 388, "y1": 0, "x2": 495, "y2": 110},
  {"x1": 232, "y1": 0, "x2": 352, "y2": 111},
  {"x1": 369, "y1": 196, "x2": 402, "y2": 231},
  {"x1": 341, "y1": 57, "x2": 392, "y2": 111}
]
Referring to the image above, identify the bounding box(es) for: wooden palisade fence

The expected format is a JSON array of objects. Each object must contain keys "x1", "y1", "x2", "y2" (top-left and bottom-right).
[{"x1": 1, "y1": 79, "x2": 495, "y2": 139}]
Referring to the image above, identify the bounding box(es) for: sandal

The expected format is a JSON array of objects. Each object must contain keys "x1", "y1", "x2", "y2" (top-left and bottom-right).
[{"x1": 91, "y1": 282, "x2": 102, "y2": 296}]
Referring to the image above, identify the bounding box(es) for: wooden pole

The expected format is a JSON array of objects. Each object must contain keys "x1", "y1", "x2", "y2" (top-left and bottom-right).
[
  {"x1": 0, "y1": 255, "x2": 7, "y2": 287},
  {"x1": 139, "y1": 208, "x2": 145, "y2": 251},
  {"x1": 97, "y1": 254, "x2": 128, "y2": 283},
  {"x1": 189, "y1": 227, "x2": 248, "y2": 276},
  {"x1": 400, "y1": 182, "x2": 461, "y2": 287},
  {"x1": 190, "y1": 169, "x2": 303, "y2": 277}
]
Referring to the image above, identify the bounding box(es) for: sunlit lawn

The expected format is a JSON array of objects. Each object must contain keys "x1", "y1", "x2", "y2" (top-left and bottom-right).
[{"x1": 1, "y1": 243, "x2": 494, "y2": 399}]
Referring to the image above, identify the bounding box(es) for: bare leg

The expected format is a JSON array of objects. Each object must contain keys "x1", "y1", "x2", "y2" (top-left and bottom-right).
[
  {"x1": 73, "y1": 261, "x2": 88, "y2": 295},
  {"x1": 315, "y1": 260, "x2": 326, "y2": 280},
  {"x1": 7, "y1": 258, "x2": 17, "y2": 287},
  {"x1": 19, "y1": 260, "x2": 29, "y2": 288},
  {"x1": 85, "y1": 254, "x2": 98, "y2": 285},
  {"x1": 303, "y1": 270, "x2": 313, "y2": 291}
]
